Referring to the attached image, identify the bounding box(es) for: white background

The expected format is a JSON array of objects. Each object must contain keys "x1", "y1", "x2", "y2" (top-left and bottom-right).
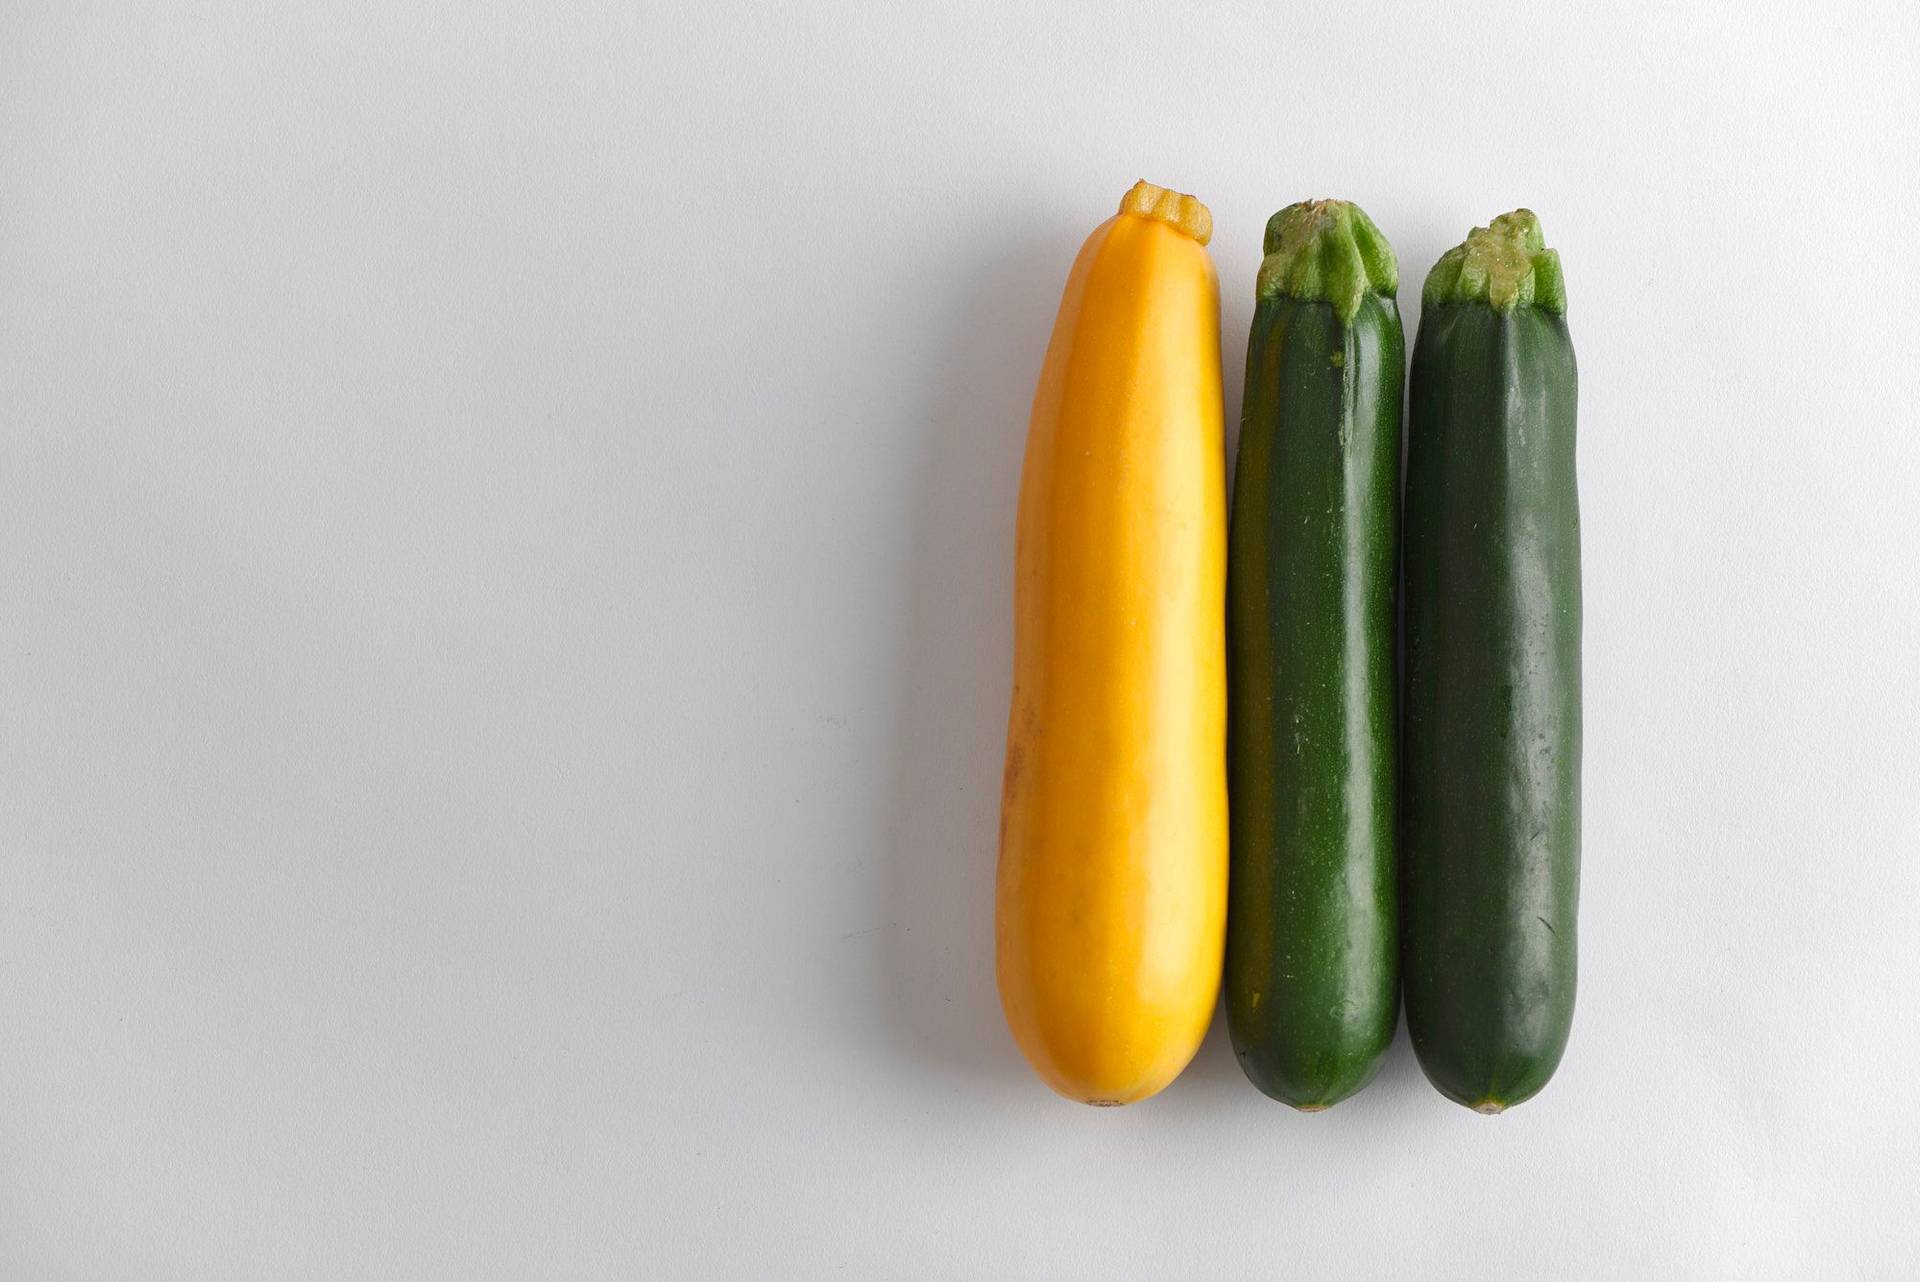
[{"x1": 5, "y1": 1, "x2": 1918, "y2": 1277}]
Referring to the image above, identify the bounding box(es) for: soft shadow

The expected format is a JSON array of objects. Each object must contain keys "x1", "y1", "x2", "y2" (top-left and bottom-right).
[{"x1": 877, "y1": 224, "x2": 1076, "y2": 1081}]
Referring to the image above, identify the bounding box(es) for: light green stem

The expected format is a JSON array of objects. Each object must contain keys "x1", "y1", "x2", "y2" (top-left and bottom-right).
[
  {"x1": 1422, "y1": 209, "x2": 1566, "y2": 313},
  {"x1": 1255, "y1": 199, "x2": 1398, "y2": 322}
]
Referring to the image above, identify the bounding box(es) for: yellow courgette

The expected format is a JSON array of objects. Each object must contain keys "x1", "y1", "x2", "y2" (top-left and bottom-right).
[{"x1": 995, "y1": 181, "x2": 1227, "y2": 1106}]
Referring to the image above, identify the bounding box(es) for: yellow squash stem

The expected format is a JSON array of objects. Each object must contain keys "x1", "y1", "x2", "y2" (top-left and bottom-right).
[{"x1": 995, "y1": 182, "x2": 1228, "y2": 1105}]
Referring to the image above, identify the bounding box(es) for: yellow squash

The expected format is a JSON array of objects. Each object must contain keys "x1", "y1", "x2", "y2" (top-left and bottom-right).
[{"x1": 995, "y1": 181, "x2": 1228, "y2": 1105}]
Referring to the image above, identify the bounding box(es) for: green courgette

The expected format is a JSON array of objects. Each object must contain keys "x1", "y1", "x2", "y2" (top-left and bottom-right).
[
  {"x1": 1226, "y1": 200, "x2": 1402, "y2": 1109},
  {"x1": 1402, "y1": 210, "x2": 1580, "y2": 1113}
]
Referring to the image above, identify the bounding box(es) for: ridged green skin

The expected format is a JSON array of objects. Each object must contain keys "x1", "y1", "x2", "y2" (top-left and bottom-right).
[
  {"x1": 1402, "y1": 296, "x2": 1581, "y2": 1113},
  {"x1": 1226, "y1": 283, "x2": 1403, "y2": 1110}
]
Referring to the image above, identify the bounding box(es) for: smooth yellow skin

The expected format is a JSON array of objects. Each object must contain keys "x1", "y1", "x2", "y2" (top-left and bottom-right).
[{"x1": 995, "y1": 183, "x2": 1227, "y2": 1106}]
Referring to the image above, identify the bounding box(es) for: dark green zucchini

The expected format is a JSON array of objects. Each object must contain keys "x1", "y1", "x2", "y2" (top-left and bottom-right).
[
  {"x1": 1402, "y1": 210, "x2": 1580, "y2": 1113},
  {"x1": 1226, "y1": 201, "x2": 1403, "y2": 1109}
]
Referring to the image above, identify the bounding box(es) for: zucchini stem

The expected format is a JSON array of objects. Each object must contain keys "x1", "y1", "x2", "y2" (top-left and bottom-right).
[{"x1": 1118, "y1": 180, "x2": 1213, "y2": 245}]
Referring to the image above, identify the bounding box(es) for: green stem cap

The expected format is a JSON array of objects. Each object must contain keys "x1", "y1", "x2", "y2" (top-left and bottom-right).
[
  {"x1": 1255, "y1": 199, "x2": 1398, "y2": 322},
  {"x1": 1422, "y1": 209, "x2": 1566, "y2": 313}
]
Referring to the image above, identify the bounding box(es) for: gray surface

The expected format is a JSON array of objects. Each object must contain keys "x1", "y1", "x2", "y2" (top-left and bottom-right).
[{"x1": 5, "y1": 2, "x2": 1919, "y2": 1277}]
